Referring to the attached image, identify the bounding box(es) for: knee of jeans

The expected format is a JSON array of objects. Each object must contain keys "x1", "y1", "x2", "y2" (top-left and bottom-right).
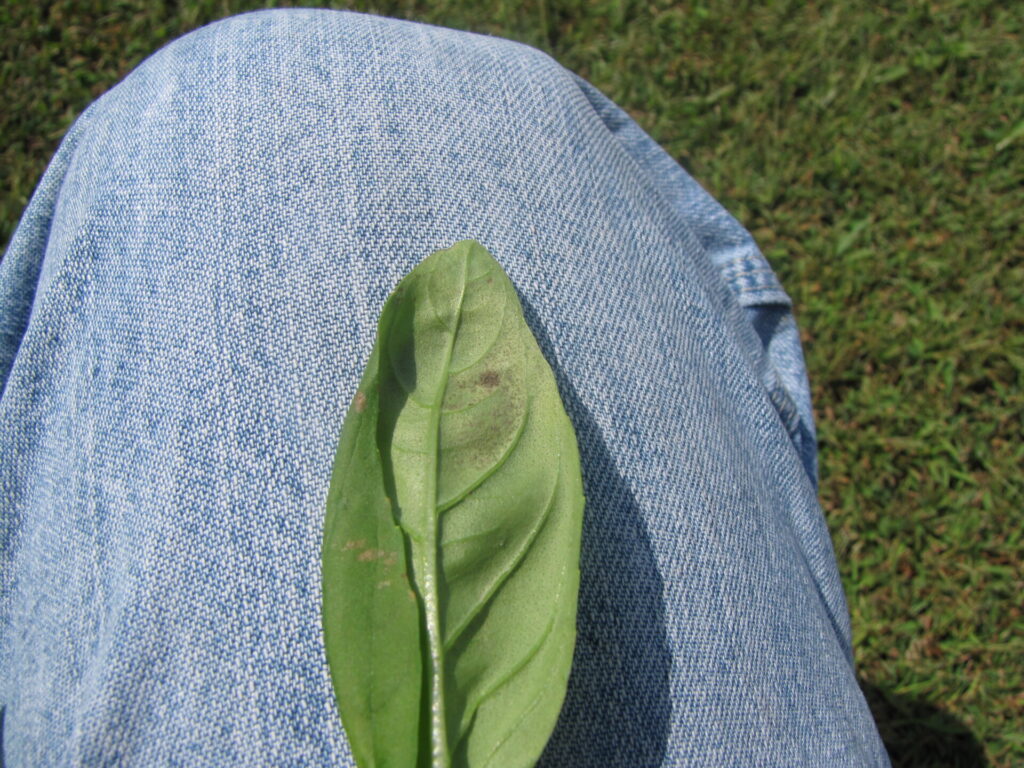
[{"x1": 91, "y1": 8, "x2": 570, "y2": 134}]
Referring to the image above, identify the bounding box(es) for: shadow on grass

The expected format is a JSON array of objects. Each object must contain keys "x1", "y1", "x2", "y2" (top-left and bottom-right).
[{"x1": 860, "y1": 680, "x2": 988, "y2": 767}]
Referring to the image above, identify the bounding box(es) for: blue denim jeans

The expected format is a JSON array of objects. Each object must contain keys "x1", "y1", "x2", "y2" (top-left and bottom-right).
[{"x1": 0, "y1": 8, "x2": 888, "y2": 766}]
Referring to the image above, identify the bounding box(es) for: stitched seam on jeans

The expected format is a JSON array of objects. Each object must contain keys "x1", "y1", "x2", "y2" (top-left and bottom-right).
[
  {"x1": 736, "y1": 284, "x2": 788, "y2": 296},
  {"x1": 720, "y1": 262, "x2": 782, "y2": 282}
]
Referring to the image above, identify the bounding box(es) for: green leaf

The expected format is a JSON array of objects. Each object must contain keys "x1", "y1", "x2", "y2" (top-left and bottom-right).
[{"x1": 322, "y1": 240, "x2": 585, "y2": 768}]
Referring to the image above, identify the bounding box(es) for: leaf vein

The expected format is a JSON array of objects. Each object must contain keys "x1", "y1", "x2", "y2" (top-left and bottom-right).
[
  {"x1": 437, "y1": 399, "x2": 530, "y2": 516},
  {"x1": 443, "y1": 453, "x2": 560, "y2": 649},
  {"x1": 481, "y1": 686, "x2": 548, "y2": 767},
  {"x1": 455, "y1": 605, "x2": 561, "y2": 755},
  {"x1": 447, "y1": 298, "x2": 508, "y2": 377}
]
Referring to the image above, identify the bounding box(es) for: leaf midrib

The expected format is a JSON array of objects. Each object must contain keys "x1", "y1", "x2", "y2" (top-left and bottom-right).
[{"x1": 421, "y1": 251, "x2": 470, "y2": 768}]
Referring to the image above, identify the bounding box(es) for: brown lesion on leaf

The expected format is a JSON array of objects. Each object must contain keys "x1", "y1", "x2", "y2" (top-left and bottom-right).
[
  {"x1": 356, "y1": 548, "x2": 399, "y2": 566},
  {"x1": 353, "y1": 391, "x2": 367, "y2": 412},
  {"x1": 478, "y1": 371, "x2": 500, "y2": 388}
]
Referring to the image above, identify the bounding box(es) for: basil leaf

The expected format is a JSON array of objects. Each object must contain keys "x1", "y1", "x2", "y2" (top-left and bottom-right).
[{"x1": 322, "y1": 240, "x2": 585, "y2": 768}]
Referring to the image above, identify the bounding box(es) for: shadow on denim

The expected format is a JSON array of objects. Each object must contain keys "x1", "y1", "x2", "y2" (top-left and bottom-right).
[
  {"x1": 860, "y1": 679, "x2": 988, "y2": 767},
  {"x1": 520, "y1": 297, "x2": 672, "y2": 767}
]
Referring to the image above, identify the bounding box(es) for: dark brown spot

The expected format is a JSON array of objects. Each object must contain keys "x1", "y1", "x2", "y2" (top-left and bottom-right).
[{"x1": 479, "y1": 371, "x2": 500, "y2": 388}]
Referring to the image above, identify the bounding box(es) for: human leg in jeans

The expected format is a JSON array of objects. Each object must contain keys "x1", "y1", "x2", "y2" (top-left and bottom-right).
[{"x1": 0, "y1": 9, "x2": 888, "y2": 766}]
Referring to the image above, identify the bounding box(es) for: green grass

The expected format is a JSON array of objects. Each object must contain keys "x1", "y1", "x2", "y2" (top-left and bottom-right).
[{"x1": 2, "y1": 1, "x2": 1021, "y2": 765}]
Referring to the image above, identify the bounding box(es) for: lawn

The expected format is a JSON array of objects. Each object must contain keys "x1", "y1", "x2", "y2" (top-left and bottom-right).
[{"x1": 2, "y1": 1, "x2": 1021, "y2": 765}]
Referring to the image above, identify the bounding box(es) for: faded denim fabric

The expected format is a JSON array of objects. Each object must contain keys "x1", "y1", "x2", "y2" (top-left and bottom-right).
[{"x1": 0, "y1": 8, "x2": 888, "y2": 766}]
